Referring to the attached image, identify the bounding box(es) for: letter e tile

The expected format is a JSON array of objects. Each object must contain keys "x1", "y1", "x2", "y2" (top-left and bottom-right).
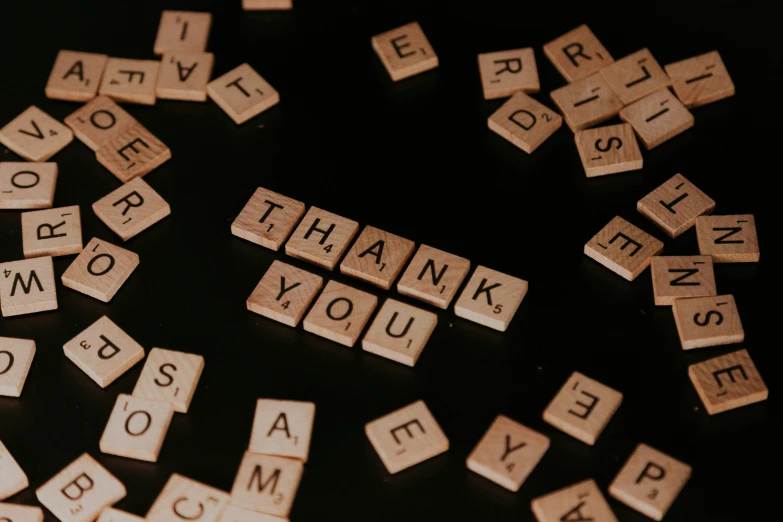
[
  {"x1": 688, "y1": 349, "x2": 767, "y2": 414},
  {"x1": 371, "y1": 22, "x2": 438, "y2": 82},
  {"x1": 584, "y1": 216, "x2": 663, "y2": 281}
]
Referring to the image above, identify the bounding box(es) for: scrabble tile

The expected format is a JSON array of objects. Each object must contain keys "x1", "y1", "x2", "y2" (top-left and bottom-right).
[
  {"x1": 365, "y1": 400, "x2": 448, "y2": 474},
  {"x1": 62, "y1": 238, "x2": 140, "y2": 302},
  {"x1": 543, "y1": 25, "x2": 614, "y2": 83},
  {"x1": 396, "y1": 244, "x2": 470, "y2": 309},
  {"x1": 63, "y1": 316, "x2": 145, "y2": 388},
  {"x1": 651, "y1": 256, "x2": 716, "y2": 306},
  {"x1": 619, "y1": 88, "x2": 694, "y2": 150},
  {"x1": 284, "y1": 207, "x2": 359, "y2": 270},
  {"x1": 99, "y1": 394, "x2": 174, "y2": 462},
  {"x1": 609, "y1": 444, "x2": 691, "y2": 521},
  {"x1": 229, "y1": 452, "x2": 303, "y2": 518},
  {"x1": 156, "y1": 52, "x2": 215, "y2": 102},
  {"x1": 147, "y1": 474, "x2": 229, "y2": 522},
  {"x1": 689, "y1": 349, "x2": 768, "y2": 415},
  {"x1": 696, "y1": 214, "x2": 759, "y2": 263},
  {"x1": 466, "y1": 415, "x2": 549, "y2": 492},
  {"x1": 243, "y1": 0, "x2": 292, "y2": 9},
  {"x1": 637, "y1": 173, "x2": 715, "y2": 238},
  {"x1": 665, "y1": 51, "x2": 735, "y2": 108},
  {"x1": 584, "y1": 216, "x2": 664, "y2": 281},
  {"x1": 218, "y1": 505, "x2": 286, "y2": 522},
  {"x1": 303, "y1": 280, "x2": 378, "y2": 347},
  {"x1": 247, "y1": 260, "x2": 323, "y2": 327},
  {"x1": 575, "y1": 123, "x2": 643, "y2": 177},
  {"x1": 35, "y1": 453, "x2": 126, "y2": 522},
  {"x1": 0, "y1": 441, "x2": 28, "y2": 500},
  {"x1": 64, "y1": 96, "x2": 138, "y2": 151},
  {"x1": 542, "y1": 372, "x2": 622, "y2": 445},
  {"x1": 97, "y1": 508, "x2": 145, "y2": 522},
  {"x1": 340, "y1": 226, "x2": 415, "y2": 289},
  {"x1": 0, "y1": 106, "x2": 74, "y2": 162},
  {"x1": 487, "y1": 92, "x2": 563, "y2": 154},
  {"x1": 531, "y1": 479, "x2": 618, "y2": 522},
  {"x1": 132, "y1": 348, "x2": 204, "y2": 413},
  {"x1": 21, "y1": 205, "x2": 82, "y2": 258},
  {"x1": 153, "y1": 11, "x2": 212, "y2": 55},
  {"x1": 0, "y1": 257, "x2": 58, "y2": 317},
  {"x1": 371, "y1": 22, "x2": 438, "y2": 82},
  {"x1": 600, "y1": 49, "x2": 671, "y2": 105},
  {"x1": 99, "y1": 59, "x2": 161, "y2": 106},
  {"x1": 0, "y1": 163, "x2": 57, "y2": 210},
  {"x1": 207, "y1": 63, "x2": 279, "y2": 125},
  {"x1": 0, "y1": 503, "x2": 43, "y2": 522},
  {"x1": 92, "y1": 177, "x2": 171, "y2": 241},
  {"x1": 454, "y1": 266, "x2": 527, "y2": 331},
  {"x1": 45, "y1": 50, "x2": 108, "y2": 102},
  {"x1": 0, "y1": 337, "x2": 35, "y2": 398},
  {"x1": 361, "y1": 299, "x2": 437, "y2": 367},
  {"x1": 231, "y1": 187, "x2": 305, "y2": 251},
  {"x1": 673, "y1": 295, "x2": 744, "y2": 350},
  {"x1": 478, "y1": 48, "x2": 539, "y2": 99},
  {"x1": 96, "y1": 123, "x2": 171, "y2": 182},
  {"x1": 550, "y1": 74, "x2": 623, "y2": 132},
  {"x1": 248, "y1": 399, "x2": 316, "y2": 462}
]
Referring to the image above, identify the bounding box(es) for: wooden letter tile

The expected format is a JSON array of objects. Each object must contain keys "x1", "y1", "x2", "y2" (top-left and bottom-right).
[
  {"x1": 454, "y1": 266, "x2": 527, "y2": 331},
  {"x1": 207, "y1": 63, "x2": 279, "y2": 125},
  {"x1": 97, "y1": 508, "x2": 145, "y2": 522},
  {"x1": 232, "y1": 187, "x2": 305, "y2": 251},
  {"x1": 45, "y1": 50, "x2": 108, "y2": 102},
  {"x1": 63, "y1": 316, "x2": 145, "y2": 388},
  {"x1": 0, "y1": 163, "x2": 57, "y2": 210},
  {"x1": 0, "y1": 503, "x2": 43, "y2": 522},
  {"x1": 651, "y1": 256, "x2": 716, "y2": 306},
  {"x1": 673, "y1": 295, "x2": 743, "y2": 350},
  {"x1": 543, "y1": 25, "x2": 614, "y2": 83},
  {"x1": 0, "y1": 106, "x2": 73, "y2": 162},
  {"x1": 488, "y1": 92, "x2": 562, "y2": 153},
  {"x1": 285, "y1": 207, "x2": 359, "y2": 270},
  {"x1": 584, "y1": 216, "x2": 663, "y2": 281},
  {"x1": 478, "y1": 48, "x2": 539, "y2": 99},
  {"x1": 532, "y1": 479, "x2": 618, "y2": 522},
  {"x1": 62, "y1": 238, "x2": 139, "y2": 302},
  {"x1": 637, "y1": 173, "x2": 715, "y2": 238},
  {"x1": 361, "y1": 298, "x2": 437, "y2": 367},
  {"x1": 619, "y1": 88, "x2": 694, "y2": 150},
  {"x1": 665, "y1": 51, "x2": 735, "y2": 108},
  {"x1": 99, "y1": 394, "x2": 174, "y2": 462},
  {"x1": 248, "y1": 399, "x2": 315, "y2": 461},
  {"x1": 466, "y1": 415, "x2": 549, "y2": 492},
  {"x1": 550, "y1": 74, "x2": 623, "y2": 132},
  {"x1": 575, "y1": 123, "x2": 642, "y2": 177},
  {"x1": 0, "y1": 441, "x2": 28, "y2": 500},
  {"x1": 147, "y1": 474, "x2": 229, "y2": 522},
  {"x1": 303, "y1": 280, "x2": 378, "y2": 347},
  {"x1": 218, "y1": 505, "x2": 286, "y2": 522},
  {"x1": 243, "y1": 0, "x2": 293, "y2": 9},
  {"x1": 65, "y1": 96, "x2": 138, "y2": 151},
  {"x1": 396, "y1": 244, "x2": 470, "y2": 309},
  {"x1": 247, "y1": 260, "x2": 323, "y2": 327},
  {"x1": 132, "y1": 348, "x2": 204, "y2": 413},
  {"x1": 600, "y1": 49, "x2": 671, "y2": 105},
  {"x1": 156, "y1": 52, "x2": 215, "y2": 102},
  {"x1": 372, "y1": 22, "x2": 438, "y2": 82},
  {"x1": 153, "y1": 11, "x2": 212, "y2": 55},
  {"x1": 96, "y1": 123, "x2": 171, "y2": 182},
  {"x1": 0, "y1": 257, "x2": 58, "y2": 317},
  {"x1": 0, "y1": 337, "x2": 35, "y2": 398},
  {"x1": 21, "y1": 205, "x2": 82, "y2": 258},
  {"x1": 99, "y1": 59, "x2": 160, "y2": 106},
  {"x1": 696, "y1": 214, "x2": 759, "y2": 263},
  {"x1": 340, "y1": 226, "x2": 415, "y2": 289},
  {"x1": 229, "y1": 452, "x2": 303, "y2": 518},
  {"x1": 92, "y1": 177, "x2": 171, "y2": 241},
  {"x1": 689, "y1": 349, "x2": 768, "y2": 414}
]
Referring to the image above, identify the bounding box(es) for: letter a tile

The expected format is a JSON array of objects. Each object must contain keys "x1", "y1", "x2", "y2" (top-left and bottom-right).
[
  {"x1": 229, "y1": 452, "x2": 304, "y2": 518},
  {"x1": 99, "y1": 394, "x2": 174, "y2": 462},
  {"x1": 156, "y1": 52, "x2": 215, "y2": 102},
  {"x1": 0, "y1": 106, "x2": 74, "y2": 162},
  {"x1": 361, "y1": 298, "x2": 437, "y2": 367},
  {"x1": 340, "y1": 226, "x2": 415, "y2": 289},
  {"x1": 232, "y1": 187, "x2": 306, "y2": 251},
  {"x1": 454, "y1": 266, "x2": 527, "y2": 331},
  {"x1": 665, "y1": 51, "x2": 735, "y2": 108},
  {"x1": 550, "y1": 74, "x2": 623, "y2": 132},
  {"x1": 0, "y1": 441, "x2": 28, "y2": 500},
  {"x1": 153, "y1": 11, "x2": 212, "y2": 55},
  {"x1": 65, "y1": 96, "x2": 138, "y2": 151},
  {"x1": 99, "y1": 59, "x2": 160, "y2": 106},
  {"x1": 651, "y1": 256, "x2": 716, "y2": 306},
  {"x1": 207, "y1": 63, "x2": 279, "y2": 125},
  {"x1": 0, "y1": 503, "x2": 43, "y2": 522},
  {"x1": 247, "y1": 260, "x2": 323, "y2": 327},
  {"x1": 0, "y1": 337, "x2": 35, "y2": 398},
  {"x1": 619, "y1": 88, "x2": 694, "y2": 150},
  {"x1": 248, "y1": 399, "x2": 316, "y2": 461},
  {"x1": 488, "y1": 92, "x2": 562, "y2": 154},
  {"x1": 285, "y1": 207, "x2": 359, "y2": 270},
  {"x1": 21, "y1": 206, "x2": 83, "y2": 258},
  {"x1": 372, "y1": 22, "x2": 438, "y2": 82},
  {"x1": 478, "y1": 48, "x2": 539, "y2": 99},
  {"x1": 62, "y1": 238, "x2": 140, "y2": 302},
  {"x1": 396, "y1": 244, "x2": 470, "y2": 309},
  {"x1": 0, "y1": 257, "x2": 58, "y2": 317},
  {"x1": 584, "y1": 216, "x2": 663, "y2": 281},
  {"x1": 637, "y1": 173, "x2": 715, "y2": 238},
  {"x1": 696, "y1": 214, "x2": 759, "y2": 263},
  {"x1": 147, "y1": 474, "x2": 229, "y2": 522},
  {"x1": 96, "y1": 123, "x2": 171, "y2": 183},
  {"x1": 532, "y1": 479, "x2": 618, "y2": 522},
  {"x1": 0, "y1": 163, "x2": 57, "y2": 210},
  {"x1": 599, "y1": 49, "x2": 671, "y2": 106},
  {"x1": 92, "y1": 177, "x2": 171, "y2": 241},
  {"x1": 543, "y1": 25, "x2": 614, "y2": 83},
  {"x1": 673, "y1": 295, "x2": 744, "y2": 350},
  {"x1": 303, "y1": 280, "x2": 378, "y2": 347},
  {"x1": 132, "y1": 348, "x2": 204, "y2": 413},
  {"x1": 575, "y1": 123, "x2": 643, "y2": 177},
  {"x1": 45, "y1": 50, "x2": 108, "y2": 102},
  {"x1": 688, "y1": 349, "x2": 767, "y2": 415}
]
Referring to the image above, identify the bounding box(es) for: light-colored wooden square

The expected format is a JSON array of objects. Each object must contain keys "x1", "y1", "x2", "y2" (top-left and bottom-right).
[
  {"x1": 665, "y1": 51, "x2": 735, "y2": 108},
  {"x1": 96, "y1": 123, "x2": 171, "y2": 182},
  {"x1": 303, "y1": 280, "x2": 378, "y2": 347},
  {"x1": 361, "y1": 298, "x2": 437, "y2": 367},
  {"x1": 147, "y1": 474, "x2": 229, "y2": 522},
  {"x1": 600, "y1": 49, "x2": 671, "y2": 105},
  {"x1": 99, "y1": 394, "x2": 174, "y2": 462},
  {"x1": 63, "y1": 316, "x2": 145, "y2": 388},
  {"x1": 92, "y1": 177, "x2": 171, "y2": 241},
  {"x1": 243, "y1": 0, "x2": 292, "y2": 9},
  {"x1": 64, "y1": 96, "x2": 138, "y2": 151},
  {"x1": 229, "y1": 452, "x2": 303, "y2": 518},
  {"x1": 218, "y1": 505, "x2": 287, "y2": 522},
  {"x1": 0, "y1": 503, "x2": 43, "y2": 522},
  {"x1": 248, "y1": 399, "x2": 315, "y2": 462},
  {"x1": 45, "y1": 50, "x2": 108, "y2": 102},
  {"x1": 153, "y1": 11, "x2": 212, "y2": 55},
  {"x1": 550, "y1": 74, "x2": 623, "y2": 132},
  {"x1": 478, "y1": 48, "x2": 539, "y2": 99},
  {"x1": 340, "y1": 226, "x2": 415, "y2": 289},
  {"x1": 396, "y1": 244, "x2": 470, "y2": 309},
  {"x1": 247, "y1": 260, "x2": 323, "y2": 327},
  {"x1": 454, "y1": 266, "x2": 527, "y2": 332},
  {"x1": 543, "y1": 25, "x2": 614, "y2": 83},
  {"x1": 531, "y1": 479, "x2": 618, "y2": 522},
  {"x1": 156, "y1": 52, "x2": 215, "y2": 102},
  {"x1": 0, "y1": 337, "x2": 35, "y2": 398},
  {"x1": 285, "y1": 207, "x2": 359, "y2": 270},
  {"x1": 609, "y1": 444, "x2": 691, "y2": 521},
  {"x1": 207, "y1": 63, "x2": 279, "y2": 125},
  {"x1": 637, "y1": 173, "x2": 715, "y2": 238},
  {"x1": 0, "y1": 106, "x2": 74, "y2": 162},
  {"x1": 466, "y1": 415, "x2": 549, "y2": 492},
  {"x1": 99, "y1": 59, "x2": 160, "y2": 106},
  {"x1": 0, "y1": 441, "x2": 28, "y2": 500},
  {"x1": 62, "y1": 238, "x2": 140, "y2": 302},
  {"x1": 0, "y1": 163, "x2": 57, "y2": 210},
  {"x1": 96, "y1": 508, "x2": 145, "y2": 522},
  {"x1": 132, "y1": 348, "x2": 204, "y2": 413},
  {"x1": 21, "y1": 206, "x2": 82, "y2": 258},
  {"x1": 365, "y1": 400, "x2": 448, "y2": 474},
  {"x1": 651, "y1": 256, "x2": 716, "y2": 306},
  {"x1": 688, "y1": 348, "x2": 767, "y2": 415},
  {"x1": 488, "y1": 92, "x2": 562, "y2": 154},
  {"x1": 371, "y1": 22, "x2": 438, "y2": 82},
  {"x1": 584, "y1": 216, "x2": 664, "y2": 281},
  {"x1": 575, "y1": 123, "x2": 642, "y2": 177},
  {"x1": 0, "y1": 257, "x2": 58, "y2": 318},
  {"x1": 696, "y1": 214, "x2": 759, "y2": 263},
  {"x1": 619, "y1": 88, "x2": 694, "y2": 150},
  {"x1": 232, "y1": 187, "x2": 305, "y2": 251},
  {"x1": 35, "y1": 453, "x2": 126, "y2": 522},
  {"x1": 543, "y1": 372, "x2": 623, "y2": 446},
  {"x1": 673, "y1": 295, "x2": 744, "y2": 350}
]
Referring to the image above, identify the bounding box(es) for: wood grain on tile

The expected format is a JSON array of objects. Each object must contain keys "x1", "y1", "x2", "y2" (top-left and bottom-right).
[
  {"x1": 99, "y1": 394, "x2": 174, "y2": 462},
  {"x1": 488, "y1": 91, "x2": 562, "y2": 153},
  {"x1": 21, "y1": 205, "x2": 82, "y2": 258},
  {"x1": 543, "y1": 25, "x2": 614, "y2": 83},
  {"x1": 600, "y1": 49, "x2": 671, "y2": 105},
  {"x1": 243, "y1": 0, "x2": 293, "y2": 9},
  {"x1": 0, "y1": 337, "x2": 35, "y2": 398},
  {"x1": 340, "y1": 226, "x2": 414, "y2": 289},
  {"x1": 550, "y1": 74, "x2": 623, "y2": 132},
  {"x1": 673, "y1": 295, "x2": 743, "y2": 350},
  {"x1": 454, "y1": 266, "x2": 527, "y2": 331},
  {"x1": 0, "y1": 163, "x2": 57, "y2": 210},
  {"x1": 247, "y1": 260, "x2": 323, "y2": 327},
  {"x1": 99, "y1": 59, "x2": 160, "y2": 105},
  {"x1": 665, "y1": 51, "x2": 735, "y2": 108},
  {"x1": 696, "y1": 214, "x2": 759, "y2": 262},
  {"x1": 575, "y1": 123, "x2": 643, "y2": 177},
  {"x1": 65, "y1": 96, "x2": 137, "y2": 151},
  {"x1": 229, "y1": 452, "x2": 303, "y2": 518},
  {"x1": 303, "y1": 280, "x2": 377, "y2": 347},
  {"x1": 207, "y1": 63, "x2": 279, "y2": 125},
  {"x1": 248, "y1": 399, "x2": 315, "y2": 462},
  {"x1": 153, "y1": 11, "x2": 212, "y2": 55},
  {"x1": 478, "y1": 48, "x2": 539, "y2": 99},
  {"x1": 0, "y1": 503, "x2": 43, "y2": 522},
  {"x1": 62, "y1": 238, "x2": 139, "y2": 302},
  {"x1": 584, "y1": 216, "x2": 663, "y2": 281},
  {"x1": 285, "y1": 207, "x2": 359, "y2": 270},
  {"x1": 619, "y1": 88, "x2": 694, "y2": 149},
  {"x1": 156, "y1": 52, "x2": 214, "y2": 101},
  {"x1": 651, "y1": 255, "x2": 716, "y2": 306},
  {"x1": 688, "y1": 348, "x2": 767, "y2": 415},
  {"x1": 0, "y1": 257, "x2": 58, "y2": 317},
  {"x1": 96, "y1": 508, "x2": 145, "y2": 522},
  {"x1": 396, "y1": 244, "x2": 470, "y2": 309},
  {"x1": 132, "y1": 348, "x2": 204, "y2": 413},
  {"x1": 92, "y1": 177, "x2": 171, "y2": 241},
  {"x1": 0, "y1": 106, "x2": 74, "y2": 162},
  {"x1": 96, "y1": 123, "x2": 171, "y2": 182},
  {"x1": 232, "y1": 187, "x2": 305, "y2": 251},
  {"x1": 45, "y1": 50, "x2": 108, "y2": 102},
  {"x1": 218, "y1": 505, "x2": 287, "y2": 522},
  {"x1": 532, "y1": 479, "x2": 618, "y2": 522},
  {"x1": 146, "y1": 474, "x2": 229, "y2": 522},
  {"x1": 372, "y1": 22, "x2": 438, "y2": 82},
  {"x1": 0, "y1": 441, "x2": 28, "y2": 500},
  {"x1": 361, "y1": 298, "x2": 437, "y2": 367},
  {"x1": 637, "y1": 173, "x2": 715, "y2": 237}
]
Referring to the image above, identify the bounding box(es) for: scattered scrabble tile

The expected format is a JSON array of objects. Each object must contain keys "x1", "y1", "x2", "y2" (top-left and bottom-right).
[
  {"x1": 532, "y1": 479, "x2": 618, "y2": 522},
  {"x1": 673, "y1": 295, "x2": 744, "y2": 350},
  {"x1": 0, "y1": 162, "x2": 57, "y2": 210},
  {"x1": 478, "y1": 48, "x2": 539, "y2": 99},
  {"x1": 0, "y1": 337, "x2": 35, "y2": 398},
  {"x1": 575, "y1": 123, "x2": 643, "y2": 177},
  {"x1": 609, "y1": 444, "x2": 691, "y2": 521},
  {"x1": 35, "y1": 453, "x2": 126, "y2": 522},
  {"x1": 303, "y1": 280, "x2": 378, "y2": 347},
  {"x1": 92, "y1": 177, "x2": 171, "y2": 241},
  {"x1": 218, "y1": 505, "x2": 285, "y2": 522},
  {"x1": 0, "y1": 441, "x2": 28, "y2": 500},
  {"x1": 45, "y1": 50, "x2": 108, "y2": 102},
  {"x1": 396, "y1": 244, "x2": 470, "y2": 309},
  {"x1": 340, "y1": 226, "x2": 415, "y2": 289},
  {"x1": 0, "y1": 106, "x2": 74, "y2": 162},
  {"x1": 0, "y1": 257, "x2": 58, "y2": 317},
  {"x1": 619, "y1": 88, "x2": 694, "y2": 149},
  {"x1": 96, "y1": 123, "x2": 171, "y2": 182},
  {"x1": 99, "y1": 394, "x2": 175, "y2": 462},
  {"x1": 584, "y1": 216, "x2": 664, "y2": 281},
  {"x1": 696, "y1": 214, "x2": 759, "y2": 262},
  {"x1": 62, "y1": 316, "x2": 145, "y2": 387},
  {"x1": 97, "y1": 508, "x2": 145, "y2": 522},
  {"x1": 243, "y1": 0, "x2": 292, "y2": 9},
  {"x1": 21, "y1": 205, "x2": 82, "y2": 258},
  {"x1": 665, "y1": 51, "x2": 735, "y2": 108},
  {"x1": 232, "y1": 187, "x2": 305, "y2": 251},
  {"x1": 248, "y1": 399, "x2": 316, "y2": 461},
  {"x1": 285, "y1": 207, "x2": 359, "y2": 270},
  {"x1": 543, "y1": 25, "x2": 614, "y2": 83},
  {"x1": 600, "y1": 49, "x2": 671, "y2": 105},
  {"x1": 466, "y1": 415, "x2": 549, "y2": 492},
  {"x1": 454, "y1": 266, "x2": 527, "y2": 331},
  {"x1": 61, "y1": 238, "x2": 140, "y2": 302},
  {"x1": 156, "y1": 52, "x2": 215, "y2": 102},
  {"x1": 147, "y1": 474, "x2": 229, "y2": 522},
  {"x1": 362, "y1": 298, "x2": 437, "y2": 367},
  {"x1": 542, "y1": 372, "x2": 622, "y2": 445},
  {"x1": 153, "y1": 11, "x2": 212, "y2": 55},
  {"x1": 65, "y1": 96, "x2": 138, "y2": 151},
  {"x1": 637, "y1": 173, "x2": 715, "y2": 238},
  {"x1": 487, "y1": 92, "x2": 563, "y2": 153},
  {"x1": 0, "y1": 503, "x2": 43, "y2": 522},
  {"x1": 688, "y1": 348, "x2": 767, "y2": 414},
  {"x1": 132, "y1": 348, "x2": 204, "y2": 413},
  {"x1": 247, "y1": 260, "x2": 323, "y2": 327},
  {"x1": 550, "y1": 74, "x2": 623, "y2": 132},
  {"x1": 207, "y1": 63, "x2": 279, "y2": 125},
  {"x1": 372, "y1": 22, "x2": 438, "y2": 82},
  {"x1": 229, "y1": 452, "x2": 303, "y2": 518},
  {"x1": 99, "y1": 59, "x2": 161, "y2": 105},
  {"x1": 365, "y1": 400, "x2": 448, "y2": 474},
  {"x1": 651, "y1": 255, "x2": 716, "y2": 306}
]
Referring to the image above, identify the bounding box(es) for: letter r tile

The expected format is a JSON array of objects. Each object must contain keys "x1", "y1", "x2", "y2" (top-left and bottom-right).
[
  {"x1": 584, "y1": 216, "x2": 663, "y2": 281},
  {"x1": 543, "y1": 25, "x2": 614, "y2": 83},
  {"x1": 478, "y1": 47, "x2": 539, "y2": 99},
  {"x1": 146, "y1": 474, "x2": 229, "y2": 522},
  {"x1": 21, "y1": 205, "x2": 83, "y2": 258},
  {"x1": 229, "y1": 452, "x2": 304, "y2": 518},
  {"x1": 688, "y1": 349, "x2": 768, "y2": 414},
  {"x1": 454, "y1": 266, "x2": 527, "y2": 331},
  {"x1": 532, "y1": 479, "x2": 619, "y2": 522},
  {"x1": 488, "y1": 91, "x2": 562, "y2": 154},
  {"x1": 92, "y1": 177, "x2": 171, "y2": 241},
  {"x1": 247, "y1": 260, "x2": 323, "y2": 327}
]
